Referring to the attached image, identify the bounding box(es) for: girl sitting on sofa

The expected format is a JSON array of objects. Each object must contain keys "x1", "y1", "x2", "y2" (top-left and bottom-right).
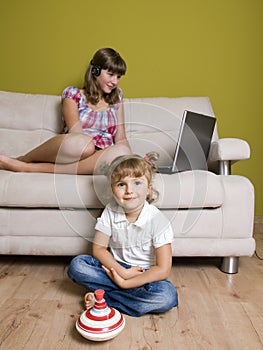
[
  {"x1": 67, "y1": 153, "x2": 178, "y2": 317},
  {"x1": 0, "y1": 48, "x2": 131, "y2": 174}
]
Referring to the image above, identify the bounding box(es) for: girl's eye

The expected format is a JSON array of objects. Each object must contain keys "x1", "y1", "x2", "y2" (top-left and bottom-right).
[
  {"x1": 108, "y1": 72, "x2": 120, "y2": 79},
  {"x1": 117, "y1": 182, "x2": 125, "y2": 187},
  {"x1": 135, "y1": 181, "x2": 142, "y2": 186}
]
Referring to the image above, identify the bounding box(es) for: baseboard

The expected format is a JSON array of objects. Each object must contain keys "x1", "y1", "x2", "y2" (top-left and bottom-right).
[{"x1": 254, "y1": 216, "x2": 263, "y2": 224}]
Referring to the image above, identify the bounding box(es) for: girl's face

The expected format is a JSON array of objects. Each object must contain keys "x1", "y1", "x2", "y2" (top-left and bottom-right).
[
  {"x1": 96, "y1": 69, "x2": 121, "y2": 94},
  {"x1": 112, "y1": 175, "x2": 150, "y2": 216}
]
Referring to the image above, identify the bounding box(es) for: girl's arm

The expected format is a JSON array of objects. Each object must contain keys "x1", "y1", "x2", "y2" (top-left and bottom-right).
[
  {"x1": 114, "y1": 101, "x2": 131, "y2": 150},
  {"x1": 92, "y1": 231, "x2": 144, "y2": 280},
  {"x1": 103, "y1": 243, "x2": 172, "y2": 289},
  {"x1": 62, "y1": 98, "x2": 83, "y2": 133}
]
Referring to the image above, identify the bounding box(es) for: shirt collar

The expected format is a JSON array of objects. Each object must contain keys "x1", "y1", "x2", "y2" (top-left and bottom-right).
[{"x1": 112, "y1": 201, "x2": 150, "y2": 228}]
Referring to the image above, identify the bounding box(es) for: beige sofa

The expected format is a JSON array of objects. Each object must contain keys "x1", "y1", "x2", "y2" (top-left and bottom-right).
[{"x1": 0, "y1": 90, "x2": 255, "y2": 273}]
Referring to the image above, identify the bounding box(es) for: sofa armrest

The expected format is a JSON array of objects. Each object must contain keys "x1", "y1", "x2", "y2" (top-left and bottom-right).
[
  {"x1": 209, "y1": 138, "x2": 250, "y2": 161},
  {"x1": 208, "y1": 138, "x2": 250, "y2": 175}
]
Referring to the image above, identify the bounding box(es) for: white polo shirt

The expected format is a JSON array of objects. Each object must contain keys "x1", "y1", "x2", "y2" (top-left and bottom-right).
[{"x1": 95, "y1": 201, "x2": 174, "y2": 269}]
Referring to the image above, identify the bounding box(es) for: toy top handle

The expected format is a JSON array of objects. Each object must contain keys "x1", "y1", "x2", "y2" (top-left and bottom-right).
[{"x1": 95, "y1": 289, "x2": 105, "y2": 302}]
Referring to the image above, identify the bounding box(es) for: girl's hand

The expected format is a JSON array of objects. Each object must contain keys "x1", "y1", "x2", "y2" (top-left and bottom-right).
[
  {"x1": 102, "y1": 265, "x2": 127, "y2": 288},
  {"x1": 102, "y1": 265, "x2": 144, "y2": 289},
  {"x1": 123, "y1": 265, "x2": 144, "y2": 279}
]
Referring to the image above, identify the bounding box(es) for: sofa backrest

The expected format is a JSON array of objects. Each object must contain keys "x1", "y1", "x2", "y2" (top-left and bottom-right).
[
  {"x1": 0, "y1": 90, "x2": 62, "y2": 157},
  {"x1": 123, "y1": 97, "x2": 218, "y2": 165},
  {"x1": 0, "y1": 91, "x2": 218, "y2": 161}
]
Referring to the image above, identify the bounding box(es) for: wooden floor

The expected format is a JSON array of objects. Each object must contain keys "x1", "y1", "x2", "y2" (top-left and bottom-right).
[{"x1": 0, "y1": 220, "x2": 262, "y2": 350}]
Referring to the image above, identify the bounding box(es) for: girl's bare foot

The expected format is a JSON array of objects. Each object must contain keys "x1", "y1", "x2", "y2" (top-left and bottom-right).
[
  {"x1": 0, "y1": 155, "x2": 28, "y2": 172},
  {"x1": 84, "y1": 292, "x2": 95, "y2": 310}
]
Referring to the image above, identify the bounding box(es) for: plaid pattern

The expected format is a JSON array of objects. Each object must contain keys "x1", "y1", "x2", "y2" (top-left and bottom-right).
[{"x1": 61, "y1": 86, "x2": 122, "y2": 149}]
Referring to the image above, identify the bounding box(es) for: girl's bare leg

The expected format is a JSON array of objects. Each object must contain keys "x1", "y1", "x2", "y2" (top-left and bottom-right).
[
  {"x1": 0, "y1": 132, "x2": 95, "y2": 173},
  {"x1": 53, "y1": 142, "x2": 132, "y2": 174},
  {"x1": 75, "y1": 141, "x2": 132, "y2": 175},
  {"x1": 0, "y1": 155, "x2": 56, "y2": 173},
  {"x1": 18, "y1": 133, "x2": 95, "y2": 164},
  {"x1": 0, "y1": 142, "x2": 131, "y2": 174}
]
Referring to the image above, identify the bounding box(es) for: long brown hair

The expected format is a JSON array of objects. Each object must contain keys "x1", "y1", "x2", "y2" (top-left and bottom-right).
[{"x1": 83, "y1": 48, "x2": 126, "y2": 105}]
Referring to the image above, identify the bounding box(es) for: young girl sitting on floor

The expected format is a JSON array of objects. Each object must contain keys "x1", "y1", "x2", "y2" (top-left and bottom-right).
[{"x1": 67, "y1": 153, "x2": 178, "y2": 317}]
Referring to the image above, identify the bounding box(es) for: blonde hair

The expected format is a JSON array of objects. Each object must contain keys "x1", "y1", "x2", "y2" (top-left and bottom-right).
[{"x1": 107, "y1": 154, "x2": 159, "y2": 204}]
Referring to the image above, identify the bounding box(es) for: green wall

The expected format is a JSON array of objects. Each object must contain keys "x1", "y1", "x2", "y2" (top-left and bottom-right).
[{"x1": 1, "y1": 0, "x2": 262, "y2": 214}]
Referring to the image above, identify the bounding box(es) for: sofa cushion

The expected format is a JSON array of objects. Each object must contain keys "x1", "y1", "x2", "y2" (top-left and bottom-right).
[
  {"x1": 0, "y1": 91, "x2": 62, "y2": 131},
  {"x1": 0, "y1": 169, "x2": 224, "y2": 209},
  {"x1": 154, "y1": 170, "x2": 224, "y2": 208},
  {"x1": 0, "y1": 90, "x2": 62, "y2": 157}
]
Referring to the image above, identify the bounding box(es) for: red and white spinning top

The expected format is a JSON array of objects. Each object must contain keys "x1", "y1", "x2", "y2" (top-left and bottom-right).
[{"x1": 76, "y1": 289, "x2": 125, "y2": 341}]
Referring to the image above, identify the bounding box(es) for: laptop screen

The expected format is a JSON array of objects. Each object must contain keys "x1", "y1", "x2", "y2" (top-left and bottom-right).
[{"x1": 171, "y1": 110, "x2": 216, "y2": 172}]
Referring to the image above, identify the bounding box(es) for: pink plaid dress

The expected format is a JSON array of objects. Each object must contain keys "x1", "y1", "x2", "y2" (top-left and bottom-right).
[{"x1": 61, "y1": 86, "x2": 122, "y2": 149}]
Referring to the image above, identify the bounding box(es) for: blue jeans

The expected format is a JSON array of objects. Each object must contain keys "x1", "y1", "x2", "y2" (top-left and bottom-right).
[{"x1": 67, "y1": 254, "x2": 178, "y2": 317}]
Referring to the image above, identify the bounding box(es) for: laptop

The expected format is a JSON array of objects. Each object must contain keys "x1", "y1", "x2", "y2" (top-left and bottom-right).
[{"x1": 157, "y1": 110, "x2": 216, "y2": 174}]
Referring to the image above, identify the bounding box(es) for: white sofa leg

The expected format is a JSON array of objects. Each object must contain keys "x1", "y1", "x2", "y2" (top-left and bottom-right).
[{"x1": 220, "y1": 257, "x2": 239, "y2": 274}]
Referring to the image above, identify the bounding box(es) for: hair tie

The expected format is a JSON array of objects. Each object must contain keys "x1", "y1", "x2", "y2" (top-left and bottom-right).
[{"x1": 144, "y1": 151, "x2": 159, "y2": 170}]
